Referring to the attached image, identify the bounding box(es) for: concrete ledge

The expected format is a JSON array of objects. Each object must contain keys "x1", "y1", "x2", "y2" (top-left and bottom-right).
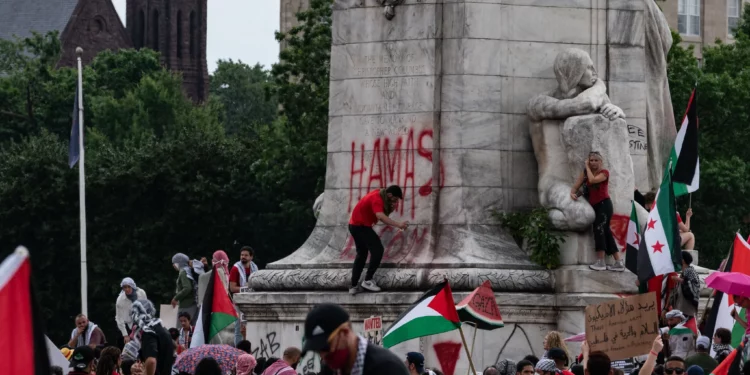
[{"x1": 554, "y1": 265, "x2": 639, "y2": 294}]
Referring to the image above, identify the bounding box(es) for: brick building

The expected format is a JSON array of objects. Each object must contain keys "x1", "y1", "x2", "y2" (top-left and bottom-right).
[
  {"x1": 660, "y1": 0, "x2": 749, "y2": 59},
  {"x1": 0, "y1": 0, "x2": 208, "y2": 102}
]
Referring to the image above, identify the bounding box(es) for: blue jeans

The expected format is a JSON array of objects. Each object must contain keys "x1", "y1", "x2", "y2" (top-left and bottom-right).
[{"x1": 234, "y1": 315, "x2": 243, "y2": 346}]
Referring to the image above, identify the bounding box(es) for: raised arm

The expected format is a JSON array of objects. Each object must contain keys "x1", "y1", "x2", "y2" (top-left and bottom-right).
[
  {"x1": 570, "y1": 171, "x2": 585, "y2": 200},
  {"x1": 527, "y1": 80, "x2": 608, "y2": 122}
]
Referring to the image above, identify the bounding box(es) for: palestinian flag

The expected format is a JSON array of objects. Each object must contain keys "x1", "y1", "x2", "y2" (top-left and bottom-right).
[
  {"x1": 190, "y1": 266, "x2": 238, "y2": 348},
  {"x1": 0, "y1": 247, "x2": 51, "y2": 375},
  {"x1": 704, "y1": 233, "x2": 750, "y2": 354},
  {"x1": 670, "y1": 317, "x2": 698, "y2": 336},
  {"x1": 637, "y1": 169, "x2": 682, "y2": 283},
  {"x1": 669, "y1": 88, "x2": 700, "y2": 196},
  {"x1": 456, "y1": 280, "x2": 504, "y2": 330},
  {"x1": 709, "y1": 343, "x2": 743, "y2": 375},
  {"x1": 383, "y1": 280, "x2": 461, "y2": 348},
  {"x1": 626, "y1": 201, "x2": 641, "y2": 275}
]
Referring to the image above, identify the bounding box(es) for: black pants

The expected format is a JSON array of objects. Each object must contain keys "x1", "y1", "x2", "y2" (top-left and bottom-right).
[
  {"x1": 592, "y1": 198, "x2": 618, "y2": 255},
  {"x1": 349, "y1": 225, "x2": 384, "y2": 287}
]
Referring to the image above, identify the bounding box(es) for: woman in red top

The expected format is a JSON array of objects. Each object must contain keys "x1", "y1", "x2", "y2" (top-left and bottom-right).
[{"x1": 570, "y1": 151, "x2": 624, "y2": 271}]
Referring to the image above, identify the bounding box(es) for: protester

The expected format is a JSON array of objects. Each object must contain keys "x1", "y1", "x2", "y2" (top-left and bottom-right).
[
  {"x1": 177, "y1": 312, "x2": 193, "y2": 354},
  {"x1": 67, "y1": 346, "x2": 96, "y2": 375},
  {"x1": 570, "y1": 151, "x2": 624, "y2": 271},
  {"x1": 121, "y1": 359, "x2": 135, "y2": 375},
  {"x1": 524, "y1": 355, "x2": 540, "y2": 367},
  {"x1": 405, "y1": 352, "x2": 425, "y2": 375},
  {"x1": 194, "y1": 357, "x2": 223, "y2": 375},
  {"x1": 484, "y1": 367, "x2": 500, "y2": 375},
  {"x1": 663, "y1": 310, "x2": 696, "y2": 359},
  {"x1": 677, "y1": 209, "x2": 695, "y2": 250},
  {"x1": 198, "y1": 250, "x2": 231, "y2": 303},
  {"x1": 171, "y1": 253, "x2": 200, "y2": 325},
  {"x1": 536, "y1": 359, "x2": 559, "y2": 375},
  {"x1": 230, "y1": 246, "x2": 259, "y2": 345},
  {"x1": 68, "y1": 314, "x2": 107, "y2": 349},
  {"x1": 262, "y1": 347, "x2": 301, "y2": 375},
  {"x1": 686, "y1": 365, "x2": 704, "y2": 375},
  {"x1": 116, "y1": 277, "x2": 148, "y2": 347},
  {"x1": 665, "y1": 357, "x2": 687, "y2": 375},
  {"x1": 712, "y1": 328, "x2": 733, "y2": 363},
  {"x1": 542, "y1": 332, "x2": 569, "y2": 360},
  {"x1": 516, "y1": 360, "x2": 535, "y2": 375},
  {"x1": 685, "y1": 336, "x2": 718, "y2": 373},
  {"x1": 130, "y1": 361, "x2": 145, "y2": 375},
  {"x1": 547, "y1": 348, "x2": 573, "y2": 375},
  {"x1": 131, "y1": 299, "x2": 175, "y2": 375},
  {"x1": 236, "y1": 354, "x2": 257, "y2": 375},
  {"x1": 570, "y1": 364, "x2": 584, "y2": 375},
  {"x1": 671, "y1": 252, "x2": 700, "y2": 318},
  {"x1": 585, "y1": 351, "x2": 611, "y2": 375},
  {"x1": 496, "y1": 359, "x2": 517, "y2": 375},
  {"x1": 98, "y1": 346, "x2": 123, "y2": 375},
  {"x1": 301, "y1": 303, "x2": 409, "y2": 374},
  {"x1": 348, "y1": 185, "x2": 408, "y2": 294}
]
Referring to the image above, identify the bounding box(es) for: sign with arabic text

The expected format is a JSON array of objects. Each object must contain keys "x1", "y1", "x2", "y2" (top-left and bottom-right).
[{"x1": 585, "y1": 292, "x2": 659, "y2": 360}]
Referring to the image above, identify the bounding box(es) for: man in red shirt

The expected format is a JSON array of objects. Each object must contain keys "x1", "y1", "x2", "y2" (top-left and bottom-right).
[{"x1": 349, "y1": 185, "x2": 408, "y2": 294}]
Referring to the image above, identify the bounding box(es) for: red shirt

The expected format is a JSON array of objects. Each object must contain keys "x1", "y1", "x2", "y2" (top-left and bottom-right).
[
  {"x1": 229, "y1": 265, "x2": 251, "y2": 285},
  {"x1": 349, "y1": 189, "x2": 385, "y2": 226},
  {"x1": 677, "y1": 213, "x2": 683, "y2": 224},
  {"x1": 586, "y1": 169, "x2": 610, "y2": 205}
]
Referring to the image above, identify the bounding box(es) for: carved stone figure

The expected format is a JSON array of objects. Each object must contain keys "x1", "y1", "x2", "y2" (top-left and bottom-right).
[
  {"x1": 527, "y1": 48, "x2": 629, "y2": 231},
  {"x1": 378, "y1": 0, "x2": 403, "y2": 20}
]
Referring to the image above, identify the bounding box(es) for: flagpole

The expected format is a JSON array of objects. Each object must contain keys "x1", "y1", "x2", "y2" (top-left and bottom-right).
[
  {"x1": 458, "y1": 326, "x2": 477, "y2": 375},
  {"x1": 75, "y1": 47, "x2": 88, "y2": 316},
  {"x1": 465, "y1": 323, "x2": 478, "y2": 375}
]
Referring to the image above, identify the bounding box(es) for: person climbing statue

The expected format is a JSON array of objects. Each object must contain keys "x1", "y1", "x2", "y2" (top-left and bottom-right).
[{"x1": 348, "y1": 185, "x2": 408, "y2": 294}]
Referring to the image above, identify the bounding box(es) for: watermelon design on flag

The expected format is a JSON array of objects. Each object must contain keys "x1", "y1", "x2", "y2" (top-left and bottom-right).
[{"x1": 455, "y1": 280, "x2": 504, "y2": 330}]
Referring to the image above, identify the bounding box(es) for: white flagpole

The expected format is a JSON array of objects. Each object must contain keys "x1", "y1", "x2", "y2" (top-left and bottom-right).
[{"x1": 76, "y1": 47, "x2": 88, "y2": 316}]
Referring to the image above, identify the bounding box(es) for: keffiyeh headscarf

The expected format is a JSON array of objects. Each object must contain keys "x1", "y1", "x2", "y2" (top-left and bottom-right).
[
  {"x1": 666, "y1": 309, "x2": 686, "y2": 322},
  {"x1": 235, "y1": 354, "x2": 257, "y2": 375},
  {"x1": 130, "y1": 299, "x2": 162, "y2": 334},
  {"x1": 682, "y1": 265, "x2": 701, "y2": 308},
  {"x1": 536, "y1": 359, "x2": 560, "y2": 374},
  {"x1": 120, "y1": 277, "x2": 139, "y2": 302},
  {"x1": 497, "y1": 359, "x2": 517, "y2": 375},
  {"x1": 212, "y1": 250, "x2": 230, "y2": 275},
  {"x1": 173, "y1": 253, "x2": 201, "y2": 303}
]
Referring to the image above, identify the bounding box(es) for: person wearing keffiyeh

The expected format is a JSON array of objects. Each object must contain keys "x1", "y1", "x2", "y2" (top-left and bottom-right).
[
  {"x1": 171, "y1": 253, "x2": 200, "y2": 325},
  {"x1": 116, "y1": 277, "x2": 148, "y2": 346},
  {"x1": 671, "y1": 251, "x2": 701, "y2": 318},
  {"x1": 130, "y1": 299, "x2": 174, "y2": 375},
  {"x1": 67, "y1": 314, "x2": 106, "y2": 349}
]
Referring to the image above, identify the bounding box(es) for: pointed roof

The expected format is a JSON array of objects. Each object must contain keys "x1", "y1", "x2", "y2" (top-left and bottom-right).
[{"x1": 0, "y1": 0, "x2": 79, "y2": 41}]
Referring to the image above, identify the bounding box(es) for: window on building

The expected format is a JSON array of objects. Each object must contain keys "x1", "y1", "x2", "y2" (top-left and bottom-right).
[
  {"x1": 176, "y1": 11, "x2": 183, "y2": 58},
  {"x1": 728, "y1": 0, "x2": 741, "y2": 37},
  {"x1": 189, "y1": 11, "x2": 196, "y2": 58},
  {"x1": 152, "y1": 9, "x2": 160, "y2": 52},
  {"x1": 134, "y1": 10, "x2": 145, "y2": 48},
  {"x1": 678, "y1": 0, "x2": 700, "y2": 36}
]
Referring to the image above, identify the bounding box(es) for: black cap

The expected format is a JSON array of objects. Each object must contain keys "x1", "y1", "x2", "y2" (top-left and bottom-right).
[
  {"x1": 301, "y1": 304, "x2": 350, "y2": 355},
  {"x1": 407, "y1": 352, "x2": 425, "y2": 373},
  {"x1": 70, "y1": 346, "x2": 95, "y2": 370},
  {"x1": 547, "y1": 348, "x2": 568, "y2": 364}
]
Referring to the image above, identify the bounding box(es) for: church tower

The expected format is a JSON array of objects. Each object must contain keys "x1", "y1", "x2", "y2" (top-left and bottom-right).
[{"x1": 126, "y1": 0, "x2": 208, "y2": 102}]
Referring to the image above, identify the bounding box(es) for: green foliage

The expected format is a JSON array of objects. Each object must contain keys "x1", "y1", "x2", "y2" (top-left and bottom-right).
[
  {"x1": 667, "y1": 7, "x2": 750, "y2": 268},
  {"x1": 493, "y1": 208, "x2": 564, "y2": 270},
  {"x1": 209, "y1": 60, "x2": 278, "y2": 136}
]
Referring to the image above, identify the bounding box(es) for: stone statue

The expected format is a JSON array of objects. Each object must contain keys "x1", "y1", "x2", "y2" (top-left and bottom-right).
[
  {"x1": 527, "y1": 48, "x2": 629, "y2": 231},
  {"x1": 378, "y1": 0, "x2": 403, "y2": 20}
]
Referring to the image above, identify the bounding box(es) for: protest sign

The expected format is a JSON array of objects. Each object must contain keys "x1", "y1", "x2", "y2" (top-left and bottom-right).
[
  {"x1": 364, "y1": 316, "x2": 383, "y2": 345},
  {"x1": 585, "y1": 292, "x2": 659, "y2": 360}
]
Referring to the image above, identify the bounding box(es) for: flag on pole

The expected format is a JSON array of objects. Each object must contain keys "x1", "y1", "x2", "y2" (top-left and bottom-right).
[
  {"x1": 669, "y1": 88, "x2": 699, "y2": 196},
  {"x1": 69, "y1": 86, "x2": 81, "y2": 168},
  {"x1": 704, "y1": 233, "x2": 750, "y2": 354},
  {"x1": 709, "y1": 343, "x2": 743, "y2": 375},
  {"x1": 638, "y1": 170, "x2": 682, "y2": 283},
  {"x1": 382, "y1": 280, "x2": 461, "y2": 348},
  {"x1": 190, "y1": 266, "x2": 238, "y2": 348},
  {"x1": 626, "y1": 201, "x2": 641, "y2": 275},
  {"x1": 0, "y1": 247, "x2": 51, "y2": 375}
]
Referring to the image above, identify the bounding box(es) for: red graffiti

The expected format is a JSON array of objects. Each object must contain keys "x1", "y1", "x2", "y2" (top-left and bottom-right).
[
  {"x1": 348, "y1": 127, "x2": 444, "y2": 220},
  {"x1": 340, "y1": 226, "x2": 430, "y2": 261},
  {"x1": 610, "y1": 214, "x2": 629, "y2": 251},
  {"x1": 433, "y1": 341, "x2": 462, "y2": 375}
]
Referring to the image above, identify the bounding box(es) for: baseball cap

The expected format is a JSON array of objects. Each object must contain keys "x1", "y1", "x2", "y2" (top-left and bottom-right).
[
  {"x1": 547, "y1": 348, "x2": 568, "y2": 363},
  {"x1": 696, "y1": 336, "x2": 711, "y2": 350},
  {"x1": 407, "y1": 352, "x2": 425, "y2": 373},
  {"x1": 301, "y1": 304, "x2": 350, "y2": 355},
  {"x1": 69, "y1": 346, "x2": 95, "y2": 370}
]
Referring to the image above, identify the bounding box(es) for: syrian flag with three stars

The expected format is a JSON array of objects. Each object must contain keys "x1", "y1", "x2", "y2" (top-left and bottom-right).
[{"x1": 637, "y1": 169, "x2": 682, "y2": 283}]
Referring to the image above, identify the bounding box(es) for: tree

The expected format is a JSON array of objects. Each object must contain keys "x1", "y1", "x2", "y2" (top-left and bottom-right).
[
  {"x1": 667, "y1": 7, "x2": 750, "y2": 268},
  {"x1": 209, "y1": 60, "x2": 278, "y2": 136}
]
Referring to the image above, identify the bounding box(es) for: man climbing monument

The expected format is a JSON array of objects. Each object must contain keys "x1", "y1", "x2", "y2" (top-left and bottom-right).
[{"x1": 349, "y1": 185, "x2": 408, "y2": 294}]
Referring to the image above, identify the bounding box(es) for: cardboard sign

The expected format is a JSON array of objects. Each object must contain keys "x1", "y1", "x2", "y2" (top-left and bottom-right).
[
  {"x1": 364, "y1": 316, "x2": 383, "y2": 345},
  {"x1": 585, "y1": 292, "x2": 660, "y2": 360}
]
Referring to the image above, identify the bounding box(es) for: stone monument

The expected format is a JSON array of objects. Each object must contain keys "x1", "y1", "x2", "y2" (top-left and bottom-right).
[{"x1": 236, "y1": 1, "x2": 678, "y2": 373}]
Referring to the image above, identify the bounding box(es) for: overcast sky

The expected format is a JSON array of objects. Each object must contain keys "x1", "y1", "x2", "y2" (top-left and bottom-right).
[{"x1": 111, "y1": 0, "x2": 280, "y2": 73}]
